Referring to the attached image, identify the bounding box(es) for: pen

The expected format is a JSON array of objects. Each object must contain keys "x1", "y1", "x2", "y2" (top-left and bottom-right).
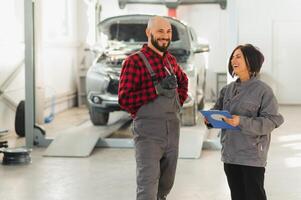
[{"x1": 164, "y1": 66, "x2": 171, "y2": 75}]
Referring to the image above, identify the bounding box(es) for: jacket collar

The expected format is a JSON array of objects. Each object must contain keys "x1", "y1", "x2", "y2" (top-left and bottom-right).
[{"x1": 235, "y1": 76, "x2": 258, "y2": 87}]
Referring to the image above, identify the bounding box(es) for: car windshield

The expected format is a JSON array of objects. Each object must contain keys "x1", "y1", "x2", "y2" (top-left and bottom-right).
[{"x1": 105, "y1": 23, "x2": 180, "y2": 42}]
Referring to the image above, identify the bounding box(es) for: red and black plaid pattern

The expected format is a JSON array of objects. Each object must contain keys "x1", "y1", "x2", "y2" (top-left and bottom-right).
[{"x1": 118, "y1": 44, "x2": 188, "y2": 117}]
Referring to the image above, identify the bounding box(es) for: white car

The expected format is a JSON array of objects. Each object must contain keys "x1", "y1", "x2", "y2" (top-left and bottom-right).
[{"x1": 86, "y1": 14, "x2": 209, "y2": 126}]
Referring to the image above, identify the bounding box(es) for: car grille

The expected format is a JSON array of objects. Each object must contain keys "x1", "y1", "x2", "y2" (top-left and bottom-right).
[{"x1": 107, "y1": 79, "x2": 119, "y2": 94}]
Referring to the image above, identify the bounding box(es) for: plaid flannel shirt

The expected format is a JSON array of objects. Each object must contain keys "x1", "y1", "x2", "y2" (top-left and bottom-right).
[{"x1": 118, "y1": 44, "x2": 188, "y2": 118}]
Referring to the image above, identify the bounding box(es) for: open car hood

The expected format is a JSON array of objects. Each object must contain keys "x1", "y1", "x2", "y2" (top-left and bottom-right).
[{"x1": 98, "y1": 14, "x2": 190, "y2": 50}]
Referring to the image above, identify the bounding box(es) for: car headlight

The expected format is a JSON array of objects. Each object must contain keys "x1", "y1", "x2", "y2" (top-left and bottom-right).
[{"x1": 92, "y1": 96, "x2": 102, "y2": 104}]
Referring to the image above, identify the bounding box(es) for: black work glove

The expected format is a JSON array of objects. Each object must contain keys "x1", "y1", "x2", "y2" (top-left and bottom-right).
[
  {"x1": 155, "y1": 74, "x2": 178, "y2": 98},
  {"x1": 160, "y1": 74, "x2": 178, "y2": 89}
]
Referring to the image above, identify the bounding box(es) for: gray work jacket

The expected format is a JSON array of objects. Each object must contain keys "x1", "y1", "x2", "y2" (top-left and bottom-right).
[{"x1": 213, "y1": 76, "x2": 284, "y2": 167}]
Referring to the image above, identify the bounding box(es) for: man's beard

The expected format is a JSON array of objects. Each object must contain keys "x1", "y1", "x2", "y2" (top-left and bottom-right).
[{"x1": 151, "y1": 34, "x2": 170, "y2": 52}]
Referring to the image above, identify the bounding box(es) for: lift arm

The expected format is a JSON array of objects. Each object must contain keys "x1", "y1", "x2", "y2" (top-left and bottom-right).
[{"x1": 118, "y1": 0, "x2": 227, "y2": 9}]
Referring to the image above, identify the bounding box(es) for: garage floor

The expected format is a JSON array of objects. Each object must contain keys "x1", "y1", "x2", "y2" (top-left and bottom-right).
[{"x1": 0, "y1": 105, "x2": 300, "y2": 200}]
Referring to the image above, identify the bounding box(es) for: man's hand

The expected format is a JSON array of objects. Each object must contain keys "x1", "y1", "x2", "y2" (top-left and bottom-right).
[
  {"x1": 223, "y1": 115, "x2": 240, "y2": 127},
  {"x1": 160, "y1": 74, "x2": 178, "y2": 89},
  {"x1": 155, "y1": 74, "x2": 178, "y2": 98}
]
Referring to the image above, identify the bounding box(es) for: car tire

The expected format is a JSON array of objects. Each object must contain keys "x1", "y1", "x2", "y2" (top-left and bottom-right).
[
  {"x1": 89, "y1": 107, "x2": 109, "y2": 125},
  {"x1": 15, "y1": 100, "x2": 25, "y2": 137}
]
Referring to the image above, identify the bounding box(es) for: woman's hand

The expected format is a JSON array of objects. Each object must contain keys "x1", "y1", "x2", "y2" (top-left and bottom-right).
[
  {"x1": 204, "y1": 117, "x2": 209, "y2": 125},
  {"x1": 204, "y1": 117, "x2": 213, "y2": 128},
  {"x1": 223, "y1": 115, "x2": 240, "y2": 127}
]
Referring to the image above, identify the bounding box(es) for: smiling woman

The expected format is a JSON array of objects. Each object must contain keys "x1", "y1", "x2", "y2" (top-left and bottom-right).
[{"x1": 209, "y1": 43, "x2": 284, "y2": 200}]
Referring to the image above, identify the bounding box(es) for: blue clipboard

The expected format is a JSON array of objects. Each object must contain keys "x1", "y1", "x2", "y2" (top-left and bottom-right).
[{"x1": 199, "y1": 110, "x2": 240, "y2": 130}]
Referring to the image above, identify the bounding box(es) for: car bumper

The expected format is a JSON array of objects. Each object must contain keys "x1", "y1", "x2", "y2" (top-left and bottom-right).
[
  {"x1": 87, "y1": 91, "x2": 195, "y2": 111},
  {"x1": 87, "y1": 91, "x2": 120, "y2": 112}
]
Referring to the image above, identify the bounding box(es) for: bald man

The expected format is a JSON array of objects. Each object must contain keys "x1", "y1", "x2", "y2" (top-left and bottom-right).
[{"x1": 118, "y1": 16, "x2": 188, "y2": 200}]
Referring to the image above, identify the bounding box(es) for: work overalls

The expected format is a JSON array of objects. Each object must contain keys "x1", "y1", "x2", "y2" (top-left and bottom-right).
[{"x1": 132, "y1": 52, "x2": 181, "y2": 200}]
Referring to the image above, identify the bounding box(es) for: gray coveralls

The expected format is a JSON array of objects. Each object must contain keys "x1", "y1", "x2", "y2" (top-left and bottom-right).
[{"x1": 132, "y1": 52, "x2": 181, "y2": 200}]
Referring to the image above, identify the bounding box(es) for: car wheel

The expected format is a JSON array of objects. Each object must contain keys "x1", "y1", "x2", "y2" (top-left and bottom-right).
[
  {"x1": 15, "y1": 100, "x2": 25, "y2": 137},
  {"x1": 181, "y1": 101, "x2": 197, "y2": 126},
  {"x1": 89, "y1": 107, "x2": 109, "y2": 125}
]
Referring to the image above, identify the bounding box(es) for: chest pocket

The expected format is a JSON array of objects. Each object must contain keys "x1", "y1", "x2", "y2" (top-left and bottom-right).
[{"x1": 240, "y1": 101, "x2": 260, "y2": 117}]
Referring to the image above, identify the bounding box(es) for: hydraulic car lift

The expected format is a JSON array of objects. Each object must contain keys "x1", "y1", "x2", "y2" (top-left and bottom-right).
[
  {"x1": 118, "y1": 0, "x2": 227, "y2": 10},
  {"x1": 118, "y1": 0, "x2": 226, "y2": 18}
]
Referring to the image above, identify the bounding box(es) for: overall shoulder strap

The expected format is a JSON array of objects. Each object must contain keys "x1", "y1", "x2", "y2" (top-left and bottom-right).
[
  {"x1": 137, "y1": 51, "x2": 158, "y2": 85},
  {"x1": 165, "y1": 58, "x2": 175, "y2": 74}
]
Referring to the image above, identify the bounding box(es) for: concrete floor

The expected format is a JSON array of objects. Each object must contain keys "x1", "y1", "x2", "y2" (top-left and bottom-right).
[{"x1": 0, "y1": 105, "x2": 300, "y2": 200}]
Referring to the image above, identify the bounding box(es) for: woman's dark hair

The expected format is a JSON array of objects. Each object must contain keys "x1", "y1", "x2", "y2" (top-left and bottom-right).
[{"x1": 228, "y1": 44, "x2": 264, "y2": 77}]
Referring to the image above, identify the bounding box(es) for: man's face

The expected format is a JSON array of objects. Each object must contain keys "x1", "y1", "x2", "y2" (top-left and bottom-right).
[
  {"x1": 147, "y1": 17, "x2": 172, "y2": 53},
  {"x1": 150, "y1": 33, "x2": 171, "y2": 52}
]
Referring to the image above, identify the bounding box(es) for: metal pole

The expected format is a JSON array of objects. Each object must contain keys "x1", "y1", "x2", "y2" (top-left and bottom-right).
[{"x1": 24, "y1": 0, "x2": 35, "y2": 147}]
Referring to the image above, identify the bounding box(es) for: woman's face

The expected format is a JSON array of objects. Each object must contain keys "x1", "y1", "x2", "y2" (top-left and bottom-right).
[{"x1": 231, "y1": 48, "x2": 250, "y2": 80}]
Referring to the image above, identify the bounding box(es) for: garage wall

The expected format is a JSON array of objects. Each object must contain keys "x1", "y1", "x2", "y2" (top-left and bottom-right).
[
  {"x1": 0, "y1": 0, "x2": 84, "y2": 130},
  {"x1": 0, "y1": 0, "x2": 25, "y2": 131},
  {"x1": 237, "y1": 0, "x2": 301, "y2": 104},
  {"x1": 41, "y1": 0, "x2": 79, "y2": 115}
]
